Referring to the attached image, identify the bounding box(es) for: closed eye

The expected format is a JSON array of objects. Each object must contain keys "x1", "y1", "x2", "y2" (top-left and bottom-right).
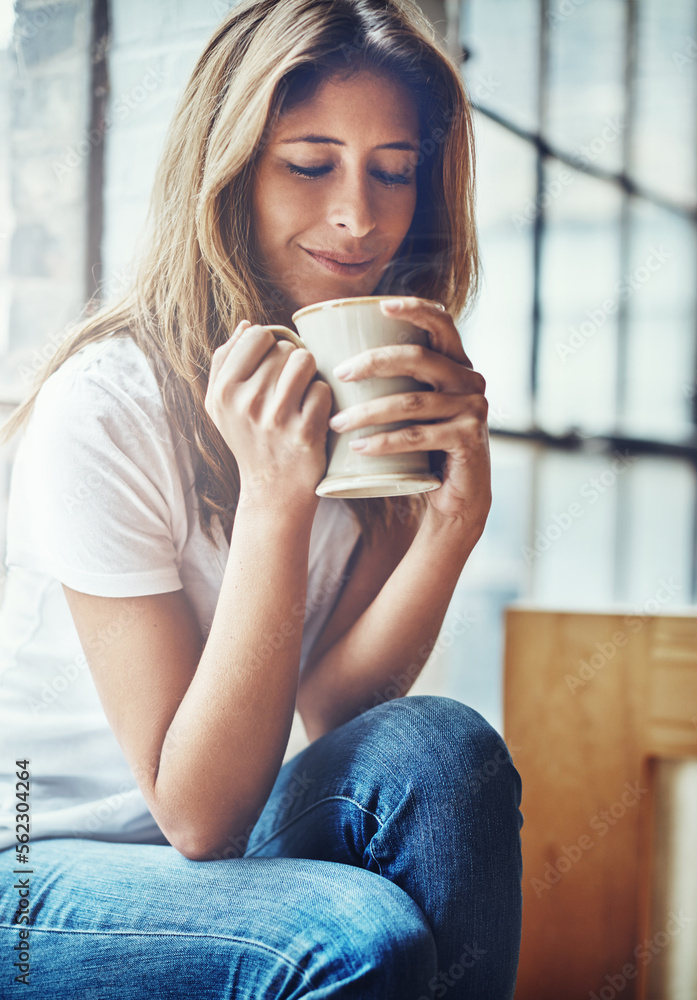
[
  {"x1": 287, "y1": 164, "x2": 331, "y2": 180},
  {"x1": 286, "y1": 163, "x2": 412, "y2": 188}
]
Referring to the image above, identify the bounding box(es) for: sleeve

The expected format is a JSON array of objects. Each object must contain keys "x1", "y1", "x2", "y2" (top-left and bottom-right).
[{"x1": 23, "y1": 368, "x2": 184, "y2": 597}]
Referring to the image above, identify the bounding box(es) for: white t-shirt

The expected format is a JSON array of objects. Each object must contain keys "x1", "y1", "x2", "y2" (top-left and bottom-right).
[{"x1": 0, "y1": 333, "x2": 362, "y2": 851}]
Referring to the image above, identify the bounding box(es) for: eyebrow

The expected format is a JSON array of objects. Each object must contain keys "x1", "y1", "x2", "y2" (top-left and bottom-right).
[{"x1": 279, "y1": 134, "x2": 417, "y2": 152}]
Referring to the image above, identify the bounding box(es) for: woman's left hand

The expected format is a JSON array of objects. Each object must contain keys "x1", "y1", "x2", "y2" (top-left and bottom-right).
[{"x1": 328, "y1": 296, "x2": 492, "y2": 536}]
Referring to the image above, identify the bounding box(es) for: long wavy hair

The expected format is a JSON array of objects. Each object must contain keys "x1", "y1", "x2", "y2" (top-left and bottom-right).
[{"x1": 0, "y1": 0, "x2": 480, "y2": 548}]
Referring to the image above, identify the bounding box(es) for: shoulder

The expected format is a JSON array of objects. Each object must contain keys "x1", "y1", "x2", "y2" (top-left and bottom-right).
[
  {"x1": 13, "y1": 335, "x2": 189, "y2": 588},
  {"x1": 39, "y1": 334, "x2": 164, "y2": 421},
  {"x1": 31, "y1": 333, "x2": 174, "y2": 456}
]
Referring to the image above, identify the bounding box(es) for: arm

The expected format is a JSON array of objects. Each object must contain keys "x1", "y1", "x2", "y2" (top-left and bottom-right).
[
  {"x1": 297, "y1": 507, "x2": 479, "y2": 740},
  {"x1": 298, "y1": 296, "x2": 492, "y2": 739},
  {"x1": 155, "y1": 498, "x2": 317, "y2": 853},
  {"x1": 64, "y1": 320, "x2": 333, "y2": 862},
  {"x1": 62, "y1": 501, "x2": 314, "y2": 862}
]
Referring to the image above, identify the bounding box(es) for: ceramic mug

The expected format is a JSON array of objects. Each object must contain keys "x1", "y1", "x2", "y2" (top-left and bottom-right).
[{"x1": 266, "y1": 295, "x2": 442, "y2": 500}]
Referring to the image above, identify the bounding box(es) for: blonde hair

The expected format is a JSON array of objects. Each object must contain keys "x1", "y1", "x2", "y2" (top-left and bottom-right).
[{"x1": 0, "y1": 0, "x2": 480, "y2": 548}]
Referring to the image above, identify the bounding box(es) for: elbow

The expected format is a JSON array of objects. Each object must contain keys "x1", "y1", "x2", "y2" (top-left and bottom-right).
[
  {"x1": 172, "y1": 833, "x2": 229, "y2": 862},
  {"x1": 170, "y1": 830, "x2": 209, "y2": 861},
  {"x1": 148, "y1": 806, "x2": 214, "y2": 862},
  {"x1": 175, "y1": 840, "x2": 217, "y2": 863},
  {"x1": 153, "y1": 790, "x2": 248, "y2": 862},
  {"x1": 153, "y1": 776, "x2": 270, "y2": 861},
  {"x1": 169, "y1": 823, "x2": 253, "y2": 863},
  {"x1": 162, "y1": 823, "x2": 208, "y2": 861}
]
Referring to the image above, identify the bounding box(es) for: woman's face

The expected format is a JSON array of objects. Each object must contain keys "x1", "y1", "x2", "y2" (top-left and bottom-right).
[{"x1": 251, "y1": 70, "x2": 420, "y2": 315}]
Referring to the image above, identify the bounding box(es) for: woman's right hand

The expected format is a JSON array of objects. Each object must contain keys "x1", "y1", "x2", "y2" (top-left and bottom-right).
[{"x1": 204, "y1": 319, "x2": 333, "y2": 510}]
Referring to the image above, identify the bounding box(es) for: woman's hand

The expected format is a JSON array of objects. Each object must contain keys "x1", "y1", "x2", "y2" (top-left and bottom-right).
[
  {"x1": 205, "y1": 320, "x2": 333, "y2": 511},
  {"x1": 328, "y1": 297, "x2": 492, "y2": 536}
]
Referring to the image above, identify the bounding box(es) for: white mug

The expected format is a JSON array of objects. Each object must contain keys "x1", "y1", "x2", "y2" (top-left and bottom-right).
[{"x1": 267, "y1": 295, "x2": 442, "y2": 500}]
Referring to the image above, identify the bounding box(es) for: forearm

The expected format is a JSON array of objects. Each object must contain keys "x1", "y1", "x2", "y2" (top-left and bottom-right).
[
  {"x1": 300, "y1": 509, "x2": 482, "y2": 738},
  {"x1": 154, "y1": 495, "x2": 316, "y2": 859}
]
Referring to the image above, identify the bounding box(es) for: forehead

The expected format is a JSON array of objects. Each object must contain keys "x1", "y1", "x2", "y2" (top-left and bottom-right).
[{"x1": 273, "y1": 70, "x2": 420, "y2": 143}]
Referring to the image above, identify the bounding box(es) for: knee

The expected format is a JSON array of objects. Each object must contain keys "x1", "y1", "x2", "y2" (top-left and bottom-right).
[
  {"x1": 424, "y1": 696, "x2": 520, "y2": 801},
  {"x1": 365, "y1": 695, "x2": 522, "y2": 807}
]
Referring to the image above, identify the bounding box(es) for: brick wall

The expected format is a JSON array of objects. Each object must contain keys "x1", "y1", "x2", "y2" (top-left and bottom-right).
[
  {"x1": 101, "y1": 0, "x2": 227, "y2": 297},
  {"x1": 6, "y1": 0, "x2": 92, "y2": 385},
  {"x1": 0, "y1": 0, "x2": 92, "y2": 600}
]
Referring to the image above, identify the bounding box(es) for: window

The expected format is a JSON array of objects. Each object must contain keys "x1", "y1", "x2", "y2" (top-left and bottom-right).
[{"x1": 418, "y1": 0, "x2": 697, "y2": 732}]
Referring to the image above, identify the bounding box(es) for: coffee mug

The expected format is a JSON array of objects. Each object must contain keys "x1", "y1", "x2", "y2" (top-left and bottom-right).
[{"x1": 266, "y1": 295, "x2": 442, "y2": 500}]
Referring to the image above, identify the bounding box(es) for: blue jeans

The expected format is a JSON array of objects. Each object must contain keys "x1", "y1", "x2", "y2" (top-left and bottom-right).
[{"x1": 0, "y1": 695, "x2": 523, "y2": 998}]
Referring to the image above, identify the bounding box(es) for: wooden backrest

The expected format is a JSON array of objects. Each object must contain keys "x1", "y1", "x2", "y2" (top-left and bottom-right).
[{"x1": 503, "y1": 606, "x2": 697, "y2": 999}]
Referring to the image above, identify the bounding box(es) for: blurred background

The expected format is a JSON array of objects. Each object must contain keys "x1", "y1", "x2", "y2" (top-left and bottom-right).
[
  {"x1": 1, "y1": 0, "x2": 695, "y2": 728},
  {"x1": 0, "y1": 0, "x2": 695, "y2": 996}
]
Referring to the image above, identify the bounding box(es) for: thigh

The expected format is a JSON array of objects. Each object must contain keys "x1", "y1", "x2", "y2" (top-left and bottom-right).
[{"x1": 0, "y1": 837, "x2": 437, "y2": 1000}]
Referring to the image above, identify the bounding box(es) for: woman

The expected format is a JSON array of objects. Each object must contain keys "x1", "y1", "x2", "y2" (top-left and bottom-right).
[{"x1": 0, "y1": 1, "x2": 523, "y2": 997}]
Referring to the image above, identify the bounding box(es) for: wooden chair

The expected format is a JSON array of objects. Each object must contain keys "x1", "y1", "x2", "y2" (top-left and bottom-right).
[{"x1": 503, "y1": 605, "x2": 697, "y2": 1000}]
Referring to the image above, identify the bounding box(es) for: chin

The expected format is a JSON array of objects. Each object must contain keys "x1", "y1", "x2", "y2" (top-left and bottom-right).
[
  {"x1": 303, "y1": 281, "x2": 378, "y2": 310},
  {"x1": 280, "y1": 263, "x2": 384, "y2": 314}
]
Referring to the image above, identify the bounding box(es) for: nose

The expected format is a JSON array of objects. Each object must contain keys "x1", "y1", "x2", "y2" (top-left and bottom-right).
[{"x1": 328, "y1": 168, "x2": 377, "y2": 238}]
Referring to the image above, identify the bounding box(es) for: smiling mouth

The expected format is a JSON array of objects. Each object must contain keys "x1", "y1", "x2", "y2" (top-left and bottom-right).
[{"x1": 301, "y1": 247, "x2": 376, "y2": 274}]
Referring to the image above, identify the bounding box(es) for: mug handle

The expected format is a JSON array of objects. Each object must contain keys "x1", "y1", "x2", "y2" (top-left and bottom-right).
[{"x1": 266, "y1": 325, "x2": 306, "y2": 350}]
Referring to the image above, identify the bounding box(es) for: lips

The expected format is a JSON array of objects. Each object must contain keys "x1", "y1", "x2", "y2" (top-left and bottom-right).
[
  {"x1": 301, "y1": 246, "x2": 376, "y2": 275},
  {"x1": 305, "y1": 248, "x2": 374, "y2": 265}
]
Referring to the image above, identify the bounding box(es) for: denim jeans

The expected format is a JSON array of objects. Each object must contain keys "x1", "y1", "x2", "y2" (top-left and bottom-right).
[{"x1": 0, "y1": 695, "x2": 523, "y2": 999}]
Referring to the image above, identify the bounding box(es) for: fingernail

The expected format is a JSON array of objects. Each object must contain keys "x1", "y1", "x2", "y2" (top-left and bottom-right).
[
  {"x1": 382, "y1": 299, "x2": 403, "y2": 312},
  {"x1": 329, "y1": 412, "x2": 348, "y2": 430},
  {"x1": 333, "y1": 362, "x2": 353, "y2": 379},
  {"x1": 350, "y1": 438, "x2": 368, "y2": 451}
]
